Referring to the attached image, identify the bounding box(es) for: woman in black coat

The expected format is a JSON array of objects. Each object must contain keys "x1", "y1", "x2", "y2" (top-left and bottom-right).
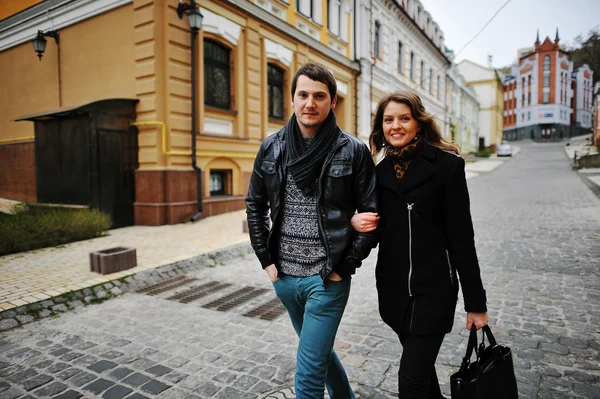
[{"x1": 352, "y1": 91, "x2": 488, "y2": 398}]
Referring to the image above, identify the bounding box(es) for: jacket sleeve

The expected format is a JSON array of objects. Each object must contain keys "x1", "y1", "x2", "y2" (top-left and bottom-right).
[
  {"x1": 245, "y1": 142, "x2": 274, "y2": 268},
  {"x1": 445, "y1": 157, "x2": 487, "y2": 312},
  {"x1": 335, "y1": 142, "x2": 379, "y2": 277}
]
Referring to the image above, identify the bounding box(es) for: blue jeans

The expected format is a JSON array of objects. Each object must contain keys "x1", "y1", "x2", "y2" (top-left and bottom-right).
[{"x1": 272, "y1": 274, "x2": 355, "y2": 399}]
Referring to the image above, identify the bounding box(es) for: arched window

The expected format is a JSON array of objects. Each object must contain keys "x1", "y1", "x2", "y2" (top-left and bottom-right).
[
  {"x1": 204, "y1": 39, "x2": 231, "y2": 109},
  {"x1": 268, "y1": 63, "x2": 285, "y2": 120}
]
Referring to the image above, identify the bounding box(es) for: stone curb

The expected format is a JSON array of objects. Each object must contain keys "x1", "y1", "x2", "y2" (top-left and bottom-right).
[{"x1": 0, "y1": 242, "x2": 254, "y2": 333}]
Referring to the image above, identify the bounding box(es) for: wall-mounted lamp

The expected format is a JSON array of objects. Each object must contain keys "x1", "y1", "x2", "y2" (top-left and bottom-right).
[
  {"x1": 177, "y1": 0, "x2": 203, "y2": 32},
  {"x1": 32, "y1": 30, "x2": 59, "y2": 61},
  {"x1": 177, "y1": 0, "x2": 204, "y2": 222}
]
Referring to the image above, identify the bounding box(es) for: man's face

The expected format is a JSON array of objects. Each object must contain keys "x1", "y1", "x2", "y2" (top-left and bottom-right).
[{"x1": 292, "y1": 75, "x2": 337, "y2": 137}]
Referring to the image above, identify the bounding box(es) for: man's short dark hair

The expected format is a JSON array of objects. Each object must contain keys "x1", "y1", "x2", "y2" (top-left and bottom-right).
[{"x1": 291, "y1": 63, "x2": 337, "y2": 100}]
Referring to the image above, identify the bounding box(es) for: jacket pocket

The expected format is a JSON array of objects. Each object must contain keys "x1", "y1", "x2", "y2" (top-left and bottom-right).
[
  {"x1": 260, "y1": 160, "x2": 278, "y2": 194},
  {"x1": 323, "y1": 162, "x2": 353, "y2": 203}
]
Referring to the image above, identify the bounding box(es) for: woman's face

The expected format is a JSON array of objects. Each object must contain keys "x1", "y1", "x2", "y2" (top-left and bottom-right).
[{"x1": 382, "y1": 101, "x2": 419, "y2": 149}]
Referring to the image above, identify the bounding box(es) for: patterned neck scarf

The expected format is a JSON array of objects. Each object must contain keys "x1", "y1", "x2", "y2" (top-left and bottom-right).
[{"x1": 385, "y1": 135, "x2": 423, "y2": 180}]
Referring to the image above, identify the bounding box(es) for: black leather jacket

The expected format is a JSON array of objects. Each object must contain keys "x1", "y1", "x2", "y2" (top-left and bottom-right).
[{"x1": 245, "y1": 124, "x2": 378, "y2": 281}]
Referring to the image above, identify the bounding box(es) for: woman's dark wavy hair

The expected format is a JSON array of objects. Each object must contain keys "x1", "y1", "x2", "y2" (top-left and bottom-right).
[{"x1": 369, "y1": 91, "x2": 460, "y2": 156}]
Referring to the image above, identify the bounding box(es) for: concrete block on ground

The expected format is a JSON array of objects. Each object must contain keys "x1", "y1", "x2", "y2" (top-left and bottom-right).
[{"x1": 90, "y1": 247, "x2": 137, "y2": 275}]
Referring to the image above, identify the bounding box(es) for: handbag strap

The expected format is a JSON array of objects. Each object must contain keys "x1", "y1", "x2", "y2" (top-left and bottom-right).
[
  {"x1": 460, "y1": 324, "x2": 480, "y2": 371},
  {"x1": 481, "y1": 325, "x2": 497, "y2": 346}
]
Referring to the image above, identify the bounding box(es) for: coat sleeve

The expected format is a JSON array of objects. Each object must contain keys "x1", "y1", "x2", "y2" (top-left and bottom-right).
[
  {"x1": 335, "y1": 142, "x2": 379, "y2": 277},
  {"x1": 445, "y1": 157, "x2": 487, "y2": 312},
  {"x1": 245, "y1": 141, "x2": 274, "y2": 268}
]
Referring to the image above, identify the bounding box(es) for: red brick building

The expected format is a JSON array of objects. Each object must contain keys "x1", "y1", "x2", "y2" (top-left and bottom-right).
[{"x1": 503, "y1": 29, "x2": 594, "y2": 141}]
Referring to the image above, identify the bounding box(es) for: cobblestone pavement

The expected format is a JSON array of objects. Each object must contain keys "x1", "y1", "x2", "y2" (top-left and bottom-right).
[{"x1": 2, "y1": 141, "x2": 600, "y2": 399}]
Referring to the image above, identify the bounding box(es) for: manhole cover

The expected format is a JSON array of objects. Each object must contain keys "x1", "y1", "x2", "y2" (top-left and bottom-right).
[{"x1": 260, "y1": 385, "x2": 330, "y2": 398}]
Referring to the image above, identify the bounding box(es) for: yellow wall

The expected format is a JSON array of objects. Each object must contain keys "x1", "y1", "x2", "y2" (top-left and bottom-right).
[
  {"x1": 0, "y1": 42, "x2": 58, "y2": 141},
  {"x1": 0, "y1": 4, "x2": 135, "y2": 142},
  {"x1": 60, "y1": 6, "x2": 136, "y2": 106}
]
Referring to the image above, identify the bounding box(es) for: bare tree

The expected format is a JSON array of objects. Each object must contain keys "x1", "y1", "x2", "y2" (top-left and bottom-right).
[{"x1": 569, "y1": 27, "x2": 600, "y2": 85}]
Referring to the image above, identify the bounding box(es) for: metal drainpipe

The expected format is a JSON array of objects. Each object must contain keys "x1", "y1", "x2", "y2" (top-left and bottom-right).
[
  {"x1": 190, "y1": 11, "x2": 203, "y2": 222},
  {"x1": 353, "y1": 0, "x2": 361, "y2": 137}
]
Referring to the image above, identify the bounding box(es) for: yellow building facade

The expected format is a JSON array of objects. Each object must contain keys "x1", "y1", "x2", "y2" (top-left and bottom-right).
[
  {"x1": 457, "y1": 60, "x2": 504, "y2": 151},
  {"x1": 0, "y1": 0, "x2": 358, "y2": 225}
]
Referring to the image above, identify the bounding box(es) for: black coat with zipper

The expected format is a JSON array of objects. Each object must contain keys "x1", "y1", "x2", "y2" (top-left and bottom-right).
[
  {"x1": 245, "y1": 124, "x2": 379, "y2": 281},
  {"x1": 375, "y1": 142, "x2": 487, "y2": 335}
]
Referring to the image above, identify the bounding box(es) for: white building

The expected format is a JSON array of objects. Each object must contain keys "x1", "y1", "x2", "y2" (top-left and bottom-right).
[
  {"x1": 354, "y1": 0, "x2": 450, "y2": 141},
  {"x1": 573, "y1": 65, "x2": 594, "y2": 131},
  {"x1": 446, "y1": 56, "x2": 480, "y2": 153}
]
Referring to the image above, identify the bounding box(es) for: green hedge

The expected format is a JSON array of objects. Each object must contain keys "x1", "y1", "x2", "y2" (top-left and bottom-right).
[
  {"x1": 0, "y1": 204, "x2": 111, "y2": 256},
  {"x1": 475, "y1": 148, "x2": 493, "y2": 158}
]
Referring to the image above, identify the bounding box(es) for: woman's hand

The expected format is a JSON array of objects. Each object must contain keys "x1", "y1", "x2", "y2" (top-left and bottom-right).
[
  {"x1": 466, "y1": 312, "x2": 488, "y2": 330},
  {"x1": 350, "y1": 212, "x2": 380, "y2": 233}
]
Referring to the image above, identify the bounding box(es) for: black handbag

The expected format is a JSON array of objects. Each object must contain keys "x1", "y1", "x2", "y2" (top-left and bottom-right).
[{"x1": 450, "y1": 325, "x2": 519, "y2": 399}]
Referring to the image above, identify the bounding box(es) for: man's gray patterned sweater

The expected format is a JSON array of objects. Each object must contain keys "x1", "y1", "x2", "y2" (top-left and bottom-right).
[{"x1": 276, "y1": 173, "x2": 326, "y2": 277}]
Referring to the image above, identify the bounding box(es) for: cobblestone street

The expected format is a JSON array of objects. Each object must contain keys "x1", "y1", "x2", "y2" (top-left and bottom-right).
[{"x1": 1, "y1": 141, "x2": 600, "y2": 399}]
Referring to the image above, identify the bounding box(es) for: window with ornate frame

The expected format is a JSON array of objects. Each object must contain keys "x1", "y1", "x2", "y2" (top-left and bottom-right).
[
  {"x1": 268, "y1": 63, "x2": 285, "y2": 120},
  {"x1": 204, "y1": 39, "x2": 231, "y2": 110},
  {"x1": 410, "y1": 52, "x2": 415, "y2": 81}
]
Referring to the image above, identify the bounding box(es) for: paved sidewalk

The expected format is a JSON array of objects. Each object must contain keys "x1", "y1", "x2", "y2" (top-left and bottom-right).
[
  {"x1": 564, "y1": 133, "x2": 598, "y2": 161},
  {"x1": 0, "y1": 211, "x2": 249, "y2": 312},
  {"x1": 0, "y1": 151, "x2": 516, "y2": 329}
]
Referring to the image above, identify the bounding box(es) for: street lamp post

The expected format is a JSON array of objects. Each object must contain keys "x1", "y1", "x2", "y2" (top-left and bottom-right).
[{"x1": 177, "y1": 1, "x2": 204, "y2": 222}]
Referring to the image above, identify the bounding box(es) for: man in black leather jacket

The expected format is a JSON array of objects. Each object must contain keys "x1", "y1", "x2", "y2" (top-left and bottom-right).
[{"x1": 246, "y1": 63, "x2": 378, "y2": 399}]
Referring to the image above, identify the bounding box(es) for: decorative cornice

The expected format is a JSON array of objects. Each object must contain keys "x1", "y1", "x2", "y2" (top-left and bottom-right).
[
  {"x1": 384, "y1": 0, "x2": 449, "y2": 65},
  {"x1": 0, "y1": 0, "x2": 132, "y2": 52}
]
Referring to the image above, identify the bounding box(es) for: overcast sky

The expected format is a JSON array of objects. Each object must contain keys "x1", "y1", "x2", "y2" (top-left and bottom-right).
[{"x1": 419, "y1": 0, "x2": 600, "y2": 68}]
